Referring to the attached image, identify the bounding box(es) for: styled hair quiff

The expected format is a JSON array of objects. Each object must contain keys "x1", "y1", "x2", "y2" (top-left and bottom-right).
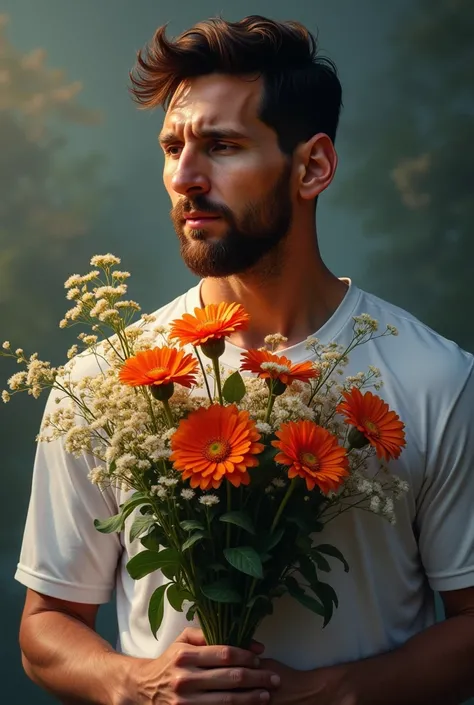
[{"x1": 129, "y1": 15, "x2": 342, "y2": 155}]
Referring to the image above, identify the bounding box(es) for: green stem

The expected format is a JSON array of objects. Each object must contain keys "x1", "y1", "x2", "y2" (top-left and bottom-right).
[
  {"x1": 194, "y1": 346, "x2": 213, "y2": 403},
  {"x1": 270, "y1": 478, "x2": 297, "y2": 533},
  {"x1": 264, "y1": 392, "x2": 276, "y2": 423},
  {"x1": 161, "y1": 398, "x2": 175, "y2": 428},
  {"x1": 212, "y1": 357, "x2": 224, "y2": 405}
]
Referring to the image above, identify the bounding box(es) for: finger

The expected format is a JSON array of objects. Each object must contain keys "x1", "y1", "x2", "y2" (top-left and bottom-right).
[
  {"x1": 189, "y1": 666, "x2": 281, "y2": 692},
  {"x1": 175, "y1": 627, "x2": 207, "y2": 647},
  {"x1": 189, "y1": 645, "x2": 263, "y2": 669},
  {"x1": 249, "y1": 640, "x2": 265, "y2": 655}
]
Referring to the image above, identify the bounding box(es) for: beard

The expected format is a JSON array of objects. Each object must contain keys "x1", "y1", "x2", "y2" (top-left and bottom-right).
[{"x1": 170, "y1": 163, "x2": 293, "y2": 278}]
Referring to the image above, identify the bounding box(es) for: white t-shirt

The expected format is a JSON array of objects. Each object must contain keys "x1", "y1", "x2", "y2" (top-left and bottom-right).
[{"x1": 15, "y1": 279, "x2": 474, "y2": 670}]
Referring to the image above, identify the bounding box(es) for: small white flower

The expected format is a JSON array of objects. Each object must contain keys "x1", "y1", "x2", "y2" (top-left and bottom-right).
[
  {"x1": 2, "y1": 341, "x2": 10, "y2": 349},
  {"x1": 369, "y1": 496, "x2": 381, "y2": 513},
  {"x1": 272, "y1": 478, "x2": 286, "y2": 488},
  {"x1": 64, "y1": 274, "x2": 83, "y2": 289},
  {"x1": 94, "y1": 285, "x2": 127, "y2": 299},
  {"x1": 199, "y1": 494, "x2": 220, "y2": 506},
  {"x1": 261, "y1": 361, "x2": 291, "y2": 375},
  {"x1": 387, "y1": 324, "x2": 398, "y2": 336},
  {"x1": 67, "y1": 345, "x2": 79, "y2": 360},
  {"x1": 90, "y1": 254, "x2": 121, "y2": 267},
  {"x1": 181, "y1": 488, "x2": 195, "y2": 500},
  {"x1": 2, "y1": 390, "x2": 11, "y2": 403},
  {"x1": 111, "y1": 270, "x2": 131, "y2": 280},
  {"x1": 160, "y1": 477, "x2": 179, "y2": 487},
  {"x1": 151, "y1": 485, "x2": 168, "y2": 499},
  {"x1": 255, "y1": 421, "x2": 272, "y2": 435},
  {"x1": 66, "y1": 287, "x2": 81, "y2": 300}
]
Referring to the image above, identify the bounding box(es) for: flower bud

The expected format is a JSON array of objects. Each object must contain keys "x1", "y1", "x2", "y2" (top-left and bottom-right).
[
  {"x1": 150, "y1": 382, "x2": 174, "y2": 401},
  {"x1": 200, "y1": 338, "x2": 225, "y2": 360},
  {"x1": 265, "y1": 378, "x2": 286, "y2": 396},
  {"x1": 348, "y1": 426, "x2": 370, "y2": 450}
]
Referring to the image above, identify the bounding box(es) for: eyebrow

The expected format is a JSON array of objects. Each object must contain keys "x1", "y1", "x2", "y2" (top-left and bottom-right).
[{"x1": 158, "y1": 127, "x2": 248, "y2": 146}]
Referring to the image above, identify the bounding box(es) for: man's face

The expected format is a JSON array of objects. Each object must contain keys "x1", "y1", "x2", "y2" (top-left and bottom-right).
[{"x1": 160, "y1": 74, "x2": 294, "y2": 278}]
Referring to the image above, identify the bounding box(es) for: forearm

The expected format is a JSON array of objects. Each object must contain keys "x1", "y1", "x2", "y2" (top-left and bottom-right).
[
  {"x1": 20, "y1": 609, "x2": 146, "y2": 705},
  {"x1": 336, "y1": 615, "x2": 474, "y2": 705}
]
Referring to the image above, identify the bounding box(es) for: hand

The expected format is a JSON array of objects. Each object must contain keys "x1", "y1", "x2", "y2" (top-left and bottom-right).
[
  {"x1": 259, "y1": 658, "x2": 355, "y2": 705},
  {"x1": 121, "y1": 627, "x2": 281, "y2": 705}
]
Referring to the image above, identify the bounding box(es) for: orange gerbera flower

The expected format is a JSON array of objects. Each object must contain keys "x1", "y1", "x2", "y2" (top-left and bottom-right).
[
  {"x1": 119, "y1": 347, "x2": 198, "y2": 388},
  {"x1": 271, "y1": 420, "x2": 349, "y2": 493},
  {"x1": 240, "y1": 349, "x2": 319, "y2": 386},
  {"x1": 170, "y1": 404, "x2": 264, "y2": 490},
  {"x1": 169, "y1": 302, "x2": 250, "y2": 347},
  {"x1": 337, "y1": 387, "x2": 406, "y2": 461}
]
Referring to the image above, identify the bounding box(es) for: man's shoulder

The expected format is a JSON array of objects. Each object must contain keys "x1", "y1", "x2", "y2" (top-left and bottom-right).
[{"x1": 355, "y1": 286, "x2": 474, "y2": 395}]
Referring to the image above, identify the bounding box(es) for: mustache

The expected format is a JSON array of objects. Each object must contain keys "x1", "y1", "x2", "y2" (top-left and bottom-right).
[{"x1": 171, "y1": 195, "x2": 232, "y2": 220}]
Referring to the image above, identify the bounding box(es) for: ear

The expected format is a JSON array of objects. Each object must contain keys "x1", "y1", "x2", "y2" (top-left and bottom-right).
[{"x1": 295, "y1": 133, "x2": 338, "y2": 201}]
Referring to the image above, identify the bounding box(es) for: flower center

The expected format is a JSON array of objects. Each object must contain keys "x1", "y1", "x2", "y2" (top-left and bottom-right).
[
  {"x1": 364, "y1": 419, "x2": 380, "y2": 438},
  {"x1": 205, "y1": 438, "x2": 231, "y2": 462},
  {"x1": 198, "y1": 321, "x2": 219, "y2": 334},
  {"x1": 300, "y1": 451, "x2": 320, "y2": 471},
  {"x1": 148, "y1": 366, "x2": 167, "y2": 379}
]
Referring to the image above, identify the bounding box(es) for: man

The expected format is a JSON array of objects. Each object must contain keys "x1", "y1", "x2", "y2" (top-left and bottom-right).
[{"x1": 16, "y1": 15, "x2": 474, "y2": 705}]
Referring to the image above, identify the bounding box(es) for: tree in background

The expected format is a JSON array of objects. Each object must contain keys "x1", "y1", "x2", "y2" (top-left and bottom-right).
[
  {"x1": 333, "y1": 0, "x2": 474, "y2": 351},
  {"x1": 0, "y1": 13, "x2": 114, "y2": 347}
]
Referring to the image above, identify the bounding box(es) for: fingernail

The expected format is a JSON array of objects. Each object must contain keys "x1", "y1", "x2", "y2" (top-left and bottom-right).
[
  {"x1": 260, "y1": 692, "x2": 270, "y2": 701},
  {"x1": 271, "y1": 674, "x2": 281, "y2": 686},
  {"x1": 253, "y1": 657, "x2": 260, "y2": 667}
]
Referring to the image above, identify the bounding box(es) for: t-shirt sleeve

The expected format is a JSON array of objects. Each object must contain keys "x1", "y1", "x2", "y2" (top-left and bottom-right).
[
  {"x1": 15, "y1": 391, "x2": 122, "y2": 604},
  {"x1": 416, "y1": 360, "x2": 474, "y2": 592}
]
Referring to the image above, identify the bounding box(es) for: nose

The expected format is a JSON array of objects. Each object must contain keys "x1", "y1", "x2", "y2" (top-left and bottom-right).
[{"x1": 170, "y1": 148, "x2": 211, "y2": 197}]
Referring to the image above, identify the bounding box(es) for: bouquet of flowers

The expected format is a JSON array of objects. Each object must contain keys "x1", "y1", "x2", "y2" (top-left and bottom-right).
[{"x1": 1, "y1": 254, "x2": 408, "y2": 648}]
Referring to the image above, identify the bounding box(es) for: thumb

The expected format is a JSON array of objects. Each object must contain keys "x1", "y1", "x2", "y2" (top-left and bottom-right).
[{"x1": 176, "y1": 627, "x2": 208, "y2": 647}]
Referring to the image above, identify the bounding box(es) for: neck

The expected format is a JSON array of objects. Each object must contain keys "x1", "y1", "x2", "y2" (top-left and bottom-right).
[{"x1": 199, "y1": 224, "x2": 348, "y2": 351}]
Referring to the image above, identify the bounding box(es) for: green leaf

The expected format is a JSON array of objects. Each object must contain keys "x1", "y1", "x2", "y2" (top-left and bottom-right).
[
  {"x1": 148, "y1": 584, "x2": 169, "y2": 637},
  {"x1": 258, "y1": 527, "x2": 284, "y2": 553},
  {"x1": 94, "y1": 512, "x2": 126, "y2": 534},
  {"x1": 129, "y1": 514, "x2": 155, "y2": 542},
  {"x1": 285, "y1": 576, "x2": 326, "y2": 618},
  {"x1": 311, "y1": 581, "x2": 339, "y2": 627},
  {"x1": 126, "y1": 548, "x2": 179, "y2": 580},
  {"x1": 180, "y1": 519, "x2": 205, "y2": 532},
  {"x1": 141, "y1": 526, "x2": 165, "y2": 552},
  {"x1": 311, "y1": 551, "x2": 331, "y2": 573},
  {"x1": 295, "y1": 534, "x2": 313, "y2": 553},
  {"x1": 222, "y1": 371, "x2": 246, "y2": 403},
  {"x1": 313, "y1": 544, "x2": 350, "y2": 572},
  {"x1": 220, "y1": 511, "x2": 255, "y2": 535},
  {"x1": 201, "y1": 579, "x2": 242, "y2": 603},
  {"x1": 182, "y1": 531, "x2": 206, "y2": 551},
  {"x1": 186, "y1": 603, "x2": 198, "y2": 622},
  {"x1": 247, "y1": 594, "x2": 271, "y2": 609},
  {"x1": 298, "y1": 554, "x2": 319, "y2": 587},
  {"x1": 209, "y1": 562, "x2": 227, "y2": 573},
  {"x1": 167, "y1": 583, "x2": 193, "y2": 612},
  {"x1": 95, "y1": 491, "x2": 152, "y2": 534},
  {"x1": 224, "y1": 546, "x2": 263, "y2": 579}
]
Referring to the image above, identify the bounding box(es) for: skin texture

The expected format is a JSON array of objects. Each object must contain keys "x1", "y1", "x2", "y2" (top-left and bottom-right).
[{"x1": 19, "y1": 73, "x2": 474, "y2": 704}]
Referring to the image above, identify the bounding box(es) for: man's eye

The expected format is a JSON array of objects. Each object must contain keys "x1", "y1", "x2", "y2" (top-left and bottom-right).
[
  {"x1": 164, "y1": 145, "x2": 182, "y2": 156},
  {"x1": 211, "y1": 143, "x2": 235, "y2": 153}
]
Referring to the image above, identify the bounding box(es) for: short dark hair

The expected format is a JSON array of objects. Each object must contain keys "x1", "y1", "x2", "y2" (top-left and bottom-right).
[{"x1": 129, "y1": 15, "x2": 343, "y2": 155}]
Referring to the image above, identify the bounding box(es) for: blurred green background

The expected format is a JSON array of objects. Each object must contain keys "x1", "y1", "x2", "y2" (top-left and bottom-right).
[{"x1": 1, "y1": 1, "x2": 472, "y2": 702}]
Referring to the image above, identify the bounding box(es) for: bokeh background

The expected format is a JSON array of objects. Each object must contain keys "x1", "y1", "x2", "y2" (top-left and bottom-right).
[{"x1": 1, "y1": 1, "x2": 473, "y2": 703}]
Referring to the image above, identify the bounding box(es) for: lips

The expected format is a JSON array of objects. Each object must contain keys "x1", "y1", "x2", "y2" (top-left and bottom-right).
[{"x1": 184, "y1": 213, "x2": 221, "y2": 228}]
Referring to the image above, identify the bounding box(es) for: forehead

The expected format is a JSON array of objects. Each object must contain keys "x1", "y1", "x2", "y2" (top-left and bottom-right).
[{"x1": 162, "y1": 73, "x2": 267, "y2": 138}]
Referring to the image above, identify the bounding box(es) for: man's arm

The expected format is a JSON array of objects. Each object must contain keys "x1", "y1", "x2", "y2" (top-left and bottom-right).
[
  {"x1": 19, "y1": 589, "x2": 134, "y2": 705},
  {"x1": 265, "y1": 587, "x2": 474, "y2": 705},
  {"x1": 20, "y1": 589, "x2": 280, "y2": 705}
]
